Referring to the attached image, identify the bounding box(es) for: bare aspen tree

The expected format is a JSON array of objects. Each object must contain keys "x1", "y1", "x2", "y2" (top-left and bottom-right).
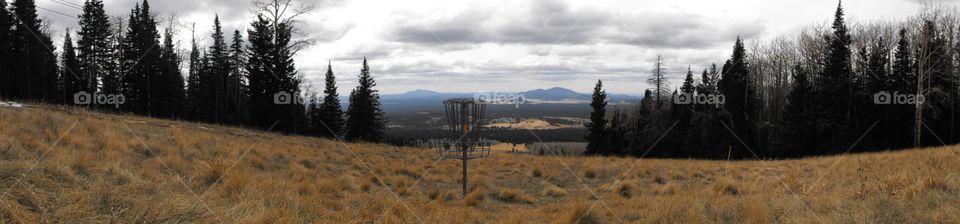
[{"x1": 252, "y1": 0, "x2": 315, "y2": 53}]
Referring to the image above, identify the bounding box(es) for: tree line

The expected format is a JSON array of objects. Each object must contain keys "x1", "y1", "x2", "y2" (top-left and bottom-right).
[
  {"x1": 587, "y1": 2, "x2": 960, "y2": 159},
  {"x1": 0, "y1": 0, "x2": 385, "y2": 142}
]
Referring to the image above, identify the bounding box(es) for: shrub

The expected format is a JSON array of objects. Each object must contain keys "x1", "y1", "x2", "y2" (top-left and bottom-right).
[
  {"x1": 556, "y1": 201, "x2": 603, "y2": 224},
  {"x1": 543, "y1": 185, "x2": 567, "y2": 197},
  {"x1": 434, "y1": 190, "x2": 458, "y2": 204},
  {"x1": 654, "y1": 175, "x2": 667, "y2": 184},
  {"x1": 615, "y1": 182, "x2": 636, "y2": 198},
  {"x1": 712, "y1": 180, "x2": 741, "y2": 196},
  {"x1": 497, "y1": 188, "x2": 533, "y2": 204},
  {"x1": 531, "y1": 167, "x2": 543, "y2": 177},
  {"x1": 197, "y1": 158, "x2": 229, "y2": 186},
  {"x1": 584, "y1": 169, "x2": 598, "y2": 179},
  {"x1": 464, "y1": 190, "x2": 485, "y2": 206}
]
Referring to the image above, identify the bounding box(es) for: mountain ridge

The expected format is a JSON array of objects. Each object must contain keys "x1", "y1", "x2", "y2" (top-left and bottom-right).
[{"x1": 379, "y1": 87, "x2": 641, "y2": 104}]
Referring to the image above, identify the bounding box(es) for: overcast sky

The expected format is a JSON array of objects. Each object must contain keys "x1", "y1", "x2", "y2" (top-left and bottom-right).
[{"x1": 33, "y1": 0, "x2": 954, "y2": 95}]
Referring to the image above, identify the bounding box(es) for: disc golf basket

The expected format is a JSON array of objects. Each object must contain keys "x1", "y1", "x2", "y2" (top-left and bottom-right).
[{"x1": 436, "y1": 98, "x2": 491, "y2": 196}]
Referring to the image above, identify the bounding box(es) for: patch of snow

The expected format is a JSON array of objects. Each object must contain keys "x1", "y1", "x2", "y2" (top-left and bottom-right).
[{"x1": 0, "y1": 101, "x2": 24, "y2": 108}]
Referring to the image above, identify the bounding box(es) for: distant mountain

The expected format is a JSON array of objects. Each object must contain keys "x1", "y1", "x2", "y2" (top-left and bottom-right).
[
  {"x1": 521, "y1": 87, "x2": 586, "y2": 101},
  {"x1": 383, "y1": 89, "x2": 449, "y2": 100},
  {"x1": 378, "y1": 87, "x2": 640, "y2": 109}
]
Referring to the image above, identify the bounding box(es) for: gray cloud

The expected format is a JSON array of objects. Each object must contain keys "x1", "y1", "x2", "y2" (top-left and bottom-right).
[
  {"x1": 609, "y1": 13, "x2": 764, "y2": 49},
  {"x1": 302, "y1": 19, "x2": 354, "y2": 42},
  {"x1": 34, "y1": 0, "x2": 773, "y2": 95},
  {"x1": 383, "y1": 0, "x2": 763, "y2": 49},
  {"x1": 383, "y1": 0, "x2": 608, "y2": 46}
]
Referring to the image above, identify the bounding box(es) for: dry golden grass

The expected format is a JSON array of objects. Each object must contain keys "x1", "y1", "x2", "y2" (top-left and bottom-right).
[{"x1": 1, "y1": 104, "x2": 960, "y2": 223}]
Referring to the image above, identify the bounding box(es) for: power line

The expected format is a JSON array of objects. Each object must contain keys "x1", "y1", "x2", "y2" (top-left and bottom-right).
[
  {"x1": 52, "y1": 0, "x2": 83, "y2": 9},
  {"x1": 48, "y1": 0, "x2": 83, "y2": 12},
  {"x1": 61, "y1": 0, "x2": 83, "y2": 8},
  {"x1": 36, "y1": 6, "x2": 75, "y2": 19}
]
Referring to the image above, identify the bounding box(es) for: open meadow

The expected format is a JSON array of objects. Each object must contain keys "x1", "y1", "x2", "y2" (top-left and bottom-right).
[{"x1": 1, "y1": 104, "x2": 959, "y2": 223}]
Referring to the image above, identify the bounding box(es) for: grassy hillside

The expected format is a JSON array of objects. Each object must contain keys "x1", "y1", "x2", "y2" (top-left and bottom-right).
[{"x1": 1, "y1": 104, "x2": 959, "y2": 223}]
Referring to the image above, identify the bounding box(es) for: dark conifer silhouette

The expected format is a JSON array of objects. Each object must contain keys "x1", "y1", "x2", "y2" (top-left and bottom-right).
[
  {"x1": 60, "y1": 31, "x2": 81, "y2": 104},
  {"x1": 186, "y1": 33, "x2": 203, "y2": 120},
  {"x1": 246, "y1": 15, "x2": 302, "y2": 133},
  {"x1": 120, "y1": 0, "x2": 162, "y2": 115},
  {"x1": 345, "y1": 58, "x2": 385, "y2": 142},
  {"x1": 157, "y1": 28, "x2": 184, "y2": 118},
  {"x1": 718, "y1": 36, "x2": 756, "y2": 157},
  {"x1": 101, "y1": 18, "x2": 124, "y2": 102},
  {"x1": 318, "y1": 61, "x2": 345, "y2": 138},
  {"x1": 890, "y1": 28, "x2": 916, "y2": 149},
  {"x1": 585, "y1": 80, "x2": 608, "y2": 155},
  {"x1": 11, "y1": 0, "x2": 59, "y2": 101},
  {"x1": 201, "y1": 16, "x2": 230, "y2": 123},
  {"x1": 0, "y1": 0, "x2": 12, "y2": 98},
  {"x1": 863, "y1": 37, "x2": 891, "y2": 149},
  {"x1": 815, "y1": 2, "x2": 853, "y2": 153},
  {"x1": 672, "y1": 67, "x2": 696, "y2": 155},
  {"x1": 77, "y1": 0, "x2": 112, "y2": 97},
  {"x1": 784, "y1": 64, "x2": 815, "y2": 156},
  {"x1": 226, "y1": 29, "x2": 247, "y2": 124}
]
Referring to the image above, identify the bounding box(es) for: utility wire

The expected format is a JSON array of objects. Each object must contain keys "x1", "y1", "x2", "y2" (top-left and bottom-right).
[
  {"x1": 36, "y1": 6, "x2": 75, "y2": 19},
  {"x1": 52, "y1": 0, "x2": 83, "y2": 9},
  {"x1": 46, "y1": 0, "x2": 83, "y2": 12}
]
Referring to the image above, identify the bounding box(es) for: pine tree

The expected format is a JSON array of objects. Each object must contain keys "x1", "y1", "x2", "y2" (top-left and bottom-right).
[
  {"x1": 681, "y1": 66, "x2": 696, "y2": 94},
  {"x1": 852, "y1": 45, "x2": 870, "y2": 136},
  {"x1": 306, "y1": 91, "x2": 322, "y2": 136},
  {"x1": 631, "y1": 89, "x2": 653, "y2": 155},
  {"x1": 101, "y1": 17, "x2": 124, "y2": 101},
  {"x1": 686, "y1": 63, "x2": 726, "y2": 158},
  {"x1": 890, "y1": 28, "x2": 915, "y2": 148},
  {"x1": 697, "y1": 69, "x2": 710, "y2": 95},
  {"x1": 866, "y1": 38, "x2": 889, "y2": 101},
  {"x1": 585, "y1": 79, "x2": 608, "y2": 155},
  {"x1": 77, "y1": 0, "x2": 112, "y2": 96},
  {"x1": 718, "y1": 36, "x2": 757, "y2": 157},
  {"x1": 121, "y1": 0, "x2": 163, "y2": 115},
  {"x1": 186, "y1": 33, "x2": 202, "y2": 120},
  {"x1": 11, "y1": 0, "x2": 58, "y2": 101},
  {"x1": 608, "y1": 107, "x2": 628, "y2": 153},
  {"x1": 318, "y1": 61, "x2": 344, "y2": 138},
  {"x1": 246, "y1": 15, "x2": 274, "y2": 129},
  {"x1": 203, "y1": 15, "x2": 230, "y2": 123},
  {"x1": 157, "y1": 28, "x2": 184, "y2": 118},
  {"x1": 246, "y1": 15, "x2": 302, "y2": 133},
  {"x1": 345, "y1": 58, "x2": 384, "y2": 142},
  {"x1": 784, "y1": 64, "x2": 816, "y2": 156},
  {"x1": 696, "y1": 64, "x2": 720, "y2": 96},
  {"x1": 815, "y1": 1, "x2": 854, "y2": 153},
  {"x1": 864, "y1": 37, "x2": 891, "y2": 149},
  {"x1": 226, "y1": 29, "x2": 246, "y2": 124},
  {"x1": 674, "y1": 66, "x2": 696, "y2": 155},
  {"x1": 60, "y1": 31, "x2": 81, "y2": 104},
  {"x1": 0, "y1": 0, "x2": 13, "y2": 98}
]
